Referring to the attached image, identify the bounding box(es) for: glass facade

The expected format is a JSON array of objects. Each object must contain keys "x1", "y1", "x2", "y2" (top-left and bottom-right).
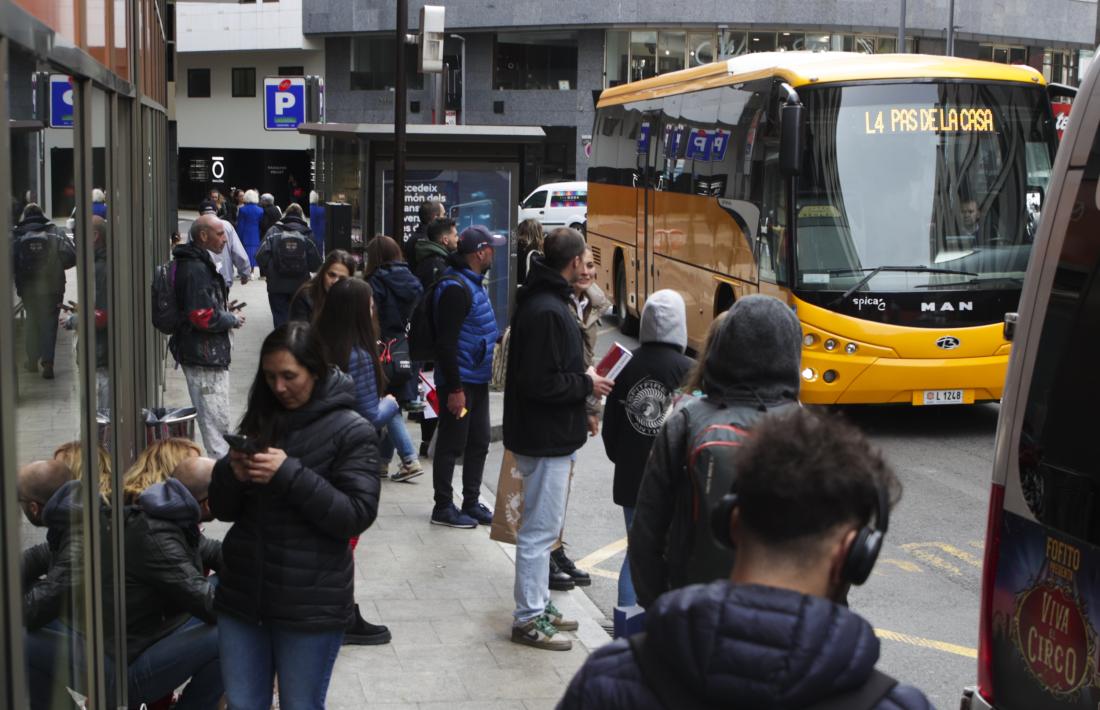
[{"x1": 1, "y1": 0, "x2": 170, "y2": 706}]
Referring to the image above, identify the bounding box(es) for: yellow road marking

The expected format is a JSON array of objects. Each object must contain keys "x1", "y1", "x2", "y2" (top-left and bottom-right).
[
  {"x1": 900, "y1": 542, "x2": 983, "y2": 576},
  {"x1": 878, "y1": 558, "x2": 922, "y2": 573},
  {"x1": 902, "y1": 546, "x2": 962, "y2": 576},
  {"x1": 575, "y1": 537, "x2": 628, "y2": 571},
  {"x1": 874, "y1": 628, "x2": 977, "y2": 659},
  {"x1": 585, "y1": 567, "x2": 620, "y2": 580}
]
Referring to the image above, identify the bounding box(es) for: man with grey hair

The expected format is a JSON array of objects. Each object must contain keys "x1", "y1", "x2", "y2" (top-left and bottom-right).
[
  {"x1": 199, "y1": 199, "x2": 250, "y2": 291},
  {"x1": 259, "y1": 192, "x2": 282, "y2": 243},
  {"x1": 170, "y1": 214, "x2": 245, "y2": 458}
]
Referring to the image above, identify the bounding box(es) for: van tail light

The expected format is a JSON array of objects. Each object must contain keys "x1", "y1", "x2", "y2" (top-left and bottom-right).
[{"x1": 977, "y1": 482, "x2": 1006, "y2": 704}]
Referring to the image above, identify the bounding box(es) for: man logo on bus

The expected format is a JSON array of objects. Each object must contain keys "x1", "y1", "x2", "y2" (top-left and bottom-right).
[{"x1": 921, "y1": 301, "x2": 973, "y2": 312}]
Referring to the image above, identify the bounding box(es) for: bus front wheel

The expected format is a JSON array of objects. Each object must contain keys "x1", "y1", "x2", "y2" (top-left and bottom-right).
[{"x1": 615, "y1": 262, "x2": 639, "y2": 337}]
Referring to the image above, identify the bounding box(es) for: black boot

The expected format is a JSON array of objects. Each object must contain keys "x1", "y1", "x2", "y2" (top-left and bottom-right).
[
  {"x1": 344, "y1": 604, "x2": 392, "y2": 646},
  {"x1": 552, "y1": 546, "x2": 591, "y2": 587},
  {"x1": 549, "y1": 555, "x2": 576, "y2": 591}
]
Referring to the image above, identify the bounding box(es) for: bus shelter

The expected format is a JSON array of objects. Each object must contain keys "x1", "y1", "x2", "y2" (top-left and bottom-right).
[{"x1": 298, "y1": 122, "x2": 545, "y2": 332}]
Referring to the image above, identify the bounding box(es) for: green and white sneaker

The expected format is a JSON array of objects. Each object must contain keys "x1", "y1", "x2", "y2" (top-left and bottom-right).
[
  {"x1": 511, "y1": 614, "x2": 573, "y2": 651},
  {"x1": 544, "y1": 600, "x2": 579, "y2": 631}
]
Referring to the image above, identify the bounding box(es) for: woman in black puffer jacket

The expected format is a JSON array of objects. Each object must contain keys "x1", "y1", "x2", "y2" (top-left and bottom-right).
[{"x1": 210, "y1": 321, "x2": 380, "y2": 709}]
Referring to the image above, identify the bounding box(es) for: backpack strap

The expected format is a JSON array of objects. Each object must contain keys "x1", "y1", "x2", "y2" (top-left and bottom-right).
[
  {"x1": 802, "y1": 670, "x2": 899, "y2": 710},
  {"x1": 628, "y1": 632, "x2": 707, "y2": 710}
]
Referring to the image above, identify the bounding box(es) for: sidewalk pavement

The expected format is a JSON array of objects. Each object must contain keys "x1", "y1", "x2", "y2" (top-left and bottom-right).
[{"x1": 164, "y1": 276, "x2": 609, "y2": 709}]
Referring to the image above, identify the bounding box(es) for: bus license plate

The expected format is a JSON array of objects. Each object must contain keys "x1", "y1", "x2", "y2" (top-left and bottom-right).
[{"x1": 920, "y1": 389, "x2": 965, "y2": 405}]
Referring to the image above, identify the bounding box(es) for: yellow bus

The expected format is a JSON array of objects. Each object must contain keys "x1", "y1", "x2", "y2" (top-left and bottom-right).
[{"x1": 587, "y1": 52, "x2": 1062, "y2": 405}]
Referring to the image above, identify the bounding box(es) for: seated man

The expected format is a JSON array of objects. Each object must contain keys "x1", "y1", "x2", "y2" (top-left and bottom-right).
[
  {"x1": 20, "y1": 460, "x2": 87, "y2": 710},
  {"x1": 559, "y1": 409, "x2": 932, "y2": 709},
  {"x1": 124, "y1": 456, "x2": 223, "y2": 709}
]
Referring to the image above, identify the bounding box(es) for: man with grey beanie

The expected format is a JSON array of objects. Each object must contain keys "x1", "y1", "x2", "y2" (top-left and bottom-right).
[{"x1": 629, "y1": 294, "x2": 802, "y2": 608}]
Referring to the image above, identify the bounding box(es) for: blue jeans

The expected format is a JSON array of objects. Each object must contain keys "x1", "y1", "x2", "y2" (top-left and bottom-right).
[
  {"x1": 129, "y1": 616, "x2": 222, "y2": 710},
  {"x1": 218, "y1": 612, "x2": 343, "y2": 710},
  {"x1": 618, "y1": 506, "x2": 637, "y2": 608},
  {"x1": 513, "y1": 454, "x2": 573, "y2": 623},
  {"x1": 268, "y1": 292, "x2": 292, "y2": 329},
  {"x1": 25, "y1": 620, "x2": 85, "y2": 710},
  {"x1": 377, "y1": 396, "x2": 416, "y2": 463}
]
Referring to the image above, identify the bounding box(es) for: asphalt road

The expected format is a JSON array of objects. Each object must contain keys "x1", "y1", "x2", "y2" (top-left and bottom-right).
[{"x1": 486, "y1": 319, "x2": 996, "y2": 710}]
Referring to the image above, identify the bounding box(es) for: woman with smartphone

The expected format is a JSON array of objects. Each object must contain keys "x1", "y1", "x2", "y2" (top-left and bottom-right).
[{"x1": 209, "y1": 321, "x2": 380, "y2": 709}]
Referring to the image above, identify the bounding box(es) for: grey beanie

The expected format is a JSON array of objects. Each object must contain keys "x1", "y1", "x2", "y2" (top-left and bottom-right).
[
  {"x1": 640, "y1": 289, "x2": 688, "y2": 351},
  {"x1": 702, "y1": 294, "x2": 801, "y2": 400}
]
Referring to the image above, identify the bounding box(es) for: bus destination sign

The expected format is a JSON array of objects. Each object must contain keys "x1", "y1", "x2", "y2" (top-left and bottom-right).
[{"x1": 864, "y1": 107, "x2": 996, "y2": 135}]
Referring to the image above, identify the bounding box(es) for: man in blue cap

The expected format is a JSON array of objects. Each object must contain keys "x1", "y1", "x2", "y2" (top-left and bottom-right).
[{"x1": 429, "y1": 225, "x2": 507, "y2": 528}]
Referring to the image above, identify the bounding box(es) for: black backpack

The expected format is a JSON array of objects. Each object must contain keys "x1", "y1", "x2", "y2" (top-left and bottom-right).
[
  {"x1": 408, "y1": 274, "x2": 472, "y2": 361},
  {"x1": 151, "y1": 260, "x2": 181, "y2": 335},
  {"x1": 271, "y1": 228, "x2": 310, "y2": 276},
  {"x1": 16, "y1": 228, "x2": 56, "y2": 276}
]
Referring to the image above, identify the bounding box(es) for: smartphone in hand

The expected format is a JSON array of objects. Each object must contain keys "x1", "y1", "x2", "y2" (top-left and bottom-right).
[{"x1": 222, "y1": 433, "x2": 261, "y2": 455}]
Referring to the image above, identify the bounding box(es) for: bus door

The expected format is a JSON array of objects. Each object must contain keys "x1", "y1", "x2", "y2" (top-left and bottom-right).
[{"x1": 636, "y1": 109, "x2": 662, "y2": 308}]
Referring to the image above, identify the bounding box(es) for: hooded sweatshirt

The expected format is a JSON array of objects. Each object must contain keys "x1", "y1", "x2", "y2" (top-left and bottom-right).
[
  {"x1": 124, "y1": 478, "x2": 221, "y2": 662},
  {"x1": 628, "y1": 295, "x2": 802, "y2": 607},
  {"x1": 602, "y1": 290, "x2": 693, "y2": 507},
  {"x1": 558, "y1": 581, "x2": 932, "y2": 710},
  {"x1": 24, "y1": 480, "x2": 85, "y2": 631}
]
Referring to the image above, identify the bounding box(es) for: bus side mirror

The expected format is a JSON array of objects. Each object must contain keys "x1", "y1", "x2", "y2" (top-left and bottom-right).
[
  {"x1": 780, "y1": 102, "x2": 803, "y2": 176},
  {"x1": 1004, "y1": 312, "x2": 1018, "y2": 342}
]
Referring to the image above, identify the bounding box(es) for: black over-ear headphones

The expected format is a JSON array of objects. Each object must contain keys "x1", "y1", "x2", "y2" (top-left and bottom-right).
[{"x1": 709, "y1": 482, "x2": 890, "y2": 586}]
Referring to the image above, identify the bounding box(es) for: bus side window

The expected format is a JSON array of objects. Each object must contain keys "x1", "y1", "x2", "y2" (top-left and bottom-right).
[{"x1": 1017, "y1": 118, "x2": 1100, "y2": 543}]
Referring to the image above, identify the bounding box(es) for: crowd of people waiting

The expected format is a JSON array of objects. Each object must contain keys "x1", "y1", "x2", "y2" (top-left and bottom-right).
[{"x1": 17, "y1": 192, "x2": 934, "y2": 709}]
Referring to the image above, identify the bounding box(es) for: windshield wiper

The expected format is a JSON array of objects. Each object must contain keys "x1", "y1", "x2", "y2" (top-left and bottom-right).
[
  {"x1": 827, "y1": 265, "x2": 979, "y2": 308},
  {"x1": 915, "y1": 275, "x2": 1024, "y2": 289}
]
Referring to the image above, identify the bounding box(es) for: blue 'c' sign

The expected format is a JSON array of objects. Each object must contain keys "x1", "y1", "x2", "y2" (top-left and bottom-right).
[
  {"x1": 264, "y1": 77, "x2": 306, "y2": 131},
  {"x1": 50, "y1": 75, "x2": 74, "y2": 129}
]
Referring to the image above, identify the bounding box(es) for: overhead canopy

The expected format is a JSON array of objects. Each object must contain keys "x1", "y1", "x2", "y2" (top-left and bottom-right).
[{"x1": 297, "y1": 122, "x2": 546, "y2": 143}]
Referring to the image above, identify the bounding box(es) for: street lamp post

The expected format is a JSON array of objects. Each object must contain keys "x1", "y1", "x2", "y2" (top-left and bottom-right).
[
  {"x1": 451, "y1": 34, "x2": 466, "y2": 125},
  {"x1": 393, "y1": 0, "x2": 408, "y2": 242},
  {"x1": 947, "y1": 0, "x2": 956, "y2": 56},
  {"x1": 898, "y1": 0, "x2": 907, "y2": 52}
]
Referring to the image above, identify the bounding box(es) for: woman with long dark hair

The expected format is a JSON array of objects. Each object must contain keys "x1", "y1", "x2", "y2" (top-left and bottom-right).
[
  {"x1": 315, "y1": 278, "x2": 424, "y2": 483},
  {"x1": 209, "y1": 322, "x2": 381, "y2": 708},
  {"x1": 289, "y1": 249, "x2": 356, "y2": 323},
  {"x1": 364, "y1": 234, "x2": 423, "y2": 406}
]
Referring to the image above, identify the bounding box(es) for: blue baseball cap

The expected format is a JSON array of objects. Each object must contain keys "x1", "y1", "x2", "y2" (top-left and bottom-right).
[{"x1": 457, "y1": 225, "x2": 507, "y2": 254}]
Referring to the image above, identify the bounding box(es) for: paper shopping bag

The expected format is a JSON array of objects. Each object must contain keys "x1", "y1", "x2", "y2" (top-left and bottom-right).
[{"x1": 490, "y1": 450, "x2": 524, "y2": 545}]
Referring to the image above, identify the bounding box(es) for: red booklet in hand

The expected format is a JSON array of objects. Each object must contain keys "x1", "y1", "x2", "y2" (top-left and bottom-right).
[{"x1": 596, "y1": 343, "x2": 633, "y2": 380}]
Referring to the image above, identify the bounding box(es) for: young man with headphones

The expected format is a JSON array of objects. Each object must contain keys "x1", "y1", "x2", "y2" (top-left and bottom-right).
[{"x1": 558, "y1": 408, "x2": 933, "y2": 710}]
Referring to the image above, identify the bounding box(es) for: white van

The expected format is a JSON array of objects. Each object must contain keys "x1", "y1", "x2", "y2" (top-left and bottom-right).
[
  {"x1": 959, "y1": 60, "x2": 1097, "y2": 710},
  {"x1": 517, "y1": 181, "x2": 587, "y2": 232}
]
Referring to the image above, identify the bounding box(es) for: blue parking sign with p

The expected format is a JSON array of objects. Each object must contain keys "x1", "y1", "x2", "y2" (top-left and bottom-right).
[
  {"x1": 264, "y1": 77, "x2": 306, "y2": 131},
  {"x1": 50, "y1": 75, "x2": 74, "y2": 129}
]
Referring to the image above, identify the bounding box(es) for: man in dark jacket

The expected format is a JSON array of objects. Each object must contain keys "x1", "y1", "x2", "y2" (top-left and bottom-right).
[
  {"x1": 12, "y1": 203, "x2": 77, "y2": 379},
  {"x1": 172, "y1": 214, "x2": 245, "y2": 458},
  {"x1": 404, "y1": 199, "x2": 445, "y2": 267},
  {"x1": 504, "y1": 227, "x2": 614, "y2": 651},
  {"x1": 429, "y1": 225, "x2": 506, "y2": 528},
  {"x1": 414, "y1": 216, "x2": 458, "y2": 287},
  {"x1": 124, "y1": 456, "x2": 224, "y2": 709},
  {"x1": 630, "y1": 294, "x2": 801, "y2": 607},
  {"x1": 259, "y1": 192, "x2": 282, "y2": 239},
  {"x1": 256, "y1": 203, "x2": 322, "y2": 328},
  {"x1": 601, "y1": 289, "x2": 692, "y2": 609},
  {"x1": 559, "y1": 409, "x2": 933, "y2": 710}
]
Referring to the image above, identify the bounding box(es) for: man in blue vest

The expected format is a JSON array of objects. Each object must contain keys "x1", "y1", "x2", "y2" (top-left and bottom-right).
[{"x1": 429, "y1": 225, "x2": 507, "y2": 528}]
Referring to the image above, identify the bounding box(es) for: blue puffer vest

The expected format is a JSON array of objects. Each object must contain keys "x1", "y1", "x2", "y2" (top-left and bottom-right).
[{"x1": 436, "y1": 266, "x2": 498, "y2": 386}]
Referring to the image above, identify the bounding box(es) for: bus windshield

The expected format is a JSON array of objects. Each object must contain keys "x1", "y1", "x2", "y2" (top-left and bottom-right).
[{"x1": 794, "y1": 82, "x2": 1057, "y2": 294}]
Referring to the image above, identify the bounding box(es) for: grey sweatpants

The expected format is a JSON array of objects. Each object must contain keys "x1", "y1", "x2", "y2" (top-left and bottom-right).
[{"x1": 182, "y1": 365, "x2": 230, "y2": 459}]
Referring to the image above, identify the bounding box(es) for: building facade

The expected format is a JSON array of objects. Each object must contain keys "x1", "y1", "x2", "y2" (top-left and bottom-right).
[
  {"x1": 1, "y1": 0, "x2": 171, "y2": 706},
  {"x1": 303, "y1": 0, "x2": 1096, "y2": 183},
  {"x1": 175, "y1": 0, "x2": 324, "y2": 209}
]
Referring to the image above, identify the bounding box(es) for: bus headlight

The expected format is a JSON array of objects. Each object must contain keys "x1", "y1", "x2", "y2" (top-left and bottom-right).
[
  {"x1": 845, "y1": 343, "x2": 858, "y2": 355},
  {"x1": 801, "y1": 368, "x2": 817, "y2": 381},
  {"x1": 824, "y1": 338, "x2": 838, "y2": 351},
  {"x1": 803, "y1": 334, "x2": 817, "y2": 347}
]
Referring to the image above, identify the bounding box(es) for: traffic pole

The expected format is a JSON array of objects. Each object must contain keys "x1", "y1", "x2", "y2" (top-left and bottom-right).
[
  {"x1": 393, "y1": 0, "x2": 408, "y2": 242},
  {"x1": 898, "y1": 0, "x2": 907, "y2": 52}
]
